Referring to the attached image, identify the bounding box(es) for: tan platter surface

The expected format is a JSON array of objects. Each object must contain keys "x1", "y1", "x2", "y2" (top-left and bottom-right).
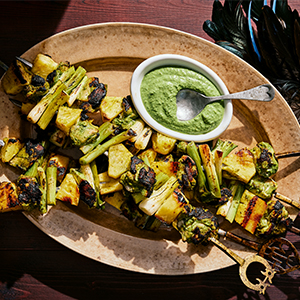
[{"x1": 0, "y1": 23, "x2": 299, "y2": 275}]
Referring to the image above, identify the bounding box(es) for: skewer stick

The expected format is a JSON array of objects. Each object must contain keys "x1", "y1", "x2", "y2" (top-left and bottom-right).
[
  {"x1": 274, "y1": 192, "x2": 300, "y2": 210},
  {"x1": 15, "y1": 56, "x2": 33, "y2": 69},
  {"x1": 0, "y1": 59, "x2": 9, "y2": 71},
  {"x1": 275, "y1": 151, "x2": 300, "y2": 159},
  {"x1": 218, "y1": 228, "x2": 300, "y2": 274}
]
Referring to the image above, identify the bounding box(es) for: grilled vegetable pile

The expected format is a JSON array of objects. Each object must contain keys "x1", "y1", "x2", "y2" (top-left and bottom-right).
[{"x1": 0, "y1": 53, "x2": 295, "y2": 245}]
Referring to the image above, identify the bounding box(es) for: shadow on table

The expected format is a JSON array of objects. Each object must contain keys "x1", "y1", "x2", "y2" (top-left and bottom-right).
[
  {"x1": 0, "y1": 1, "x2": 70, "y2": 76},
  {"x1": 1, "y1": 212, "x2": 300, "y2": 300}
]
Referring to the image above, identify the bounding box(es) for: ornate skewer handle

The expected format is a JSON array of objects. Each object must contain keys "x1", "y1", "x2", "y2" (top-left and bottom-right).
[{"x1": 209, "y1": 236, "x2": 276, "y2": 294}]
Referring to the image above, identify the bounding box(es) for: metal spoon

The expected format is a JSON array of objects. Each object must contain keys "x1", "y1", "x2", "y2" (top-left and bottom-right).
[{"x1": 176, "y1": 84, "x2": 275, "y2": 121}]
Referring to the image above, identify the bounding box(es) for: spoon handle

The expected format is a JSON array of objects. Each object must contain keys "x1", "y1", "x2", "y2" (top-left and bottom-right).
[{"x1": 212, "y1": 84, "x2": 275, "y2": 102}]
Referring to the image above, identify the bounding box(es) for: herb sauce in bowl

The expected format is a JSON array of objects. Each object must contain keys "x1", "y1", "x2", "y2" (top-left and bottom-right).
[{"x1": 140, "y1": 66, "x2": 224, "y2": 135}]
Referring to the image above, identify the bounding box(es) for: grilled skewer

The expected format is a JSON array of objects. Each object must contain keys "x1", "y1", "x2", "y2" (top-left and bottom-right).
[
  {"x1": 209, "y1": 236, "x2": 276, "y2": 294},
  {"x1": 218, "y1": 228, "x2": 300, "y2": 274}
]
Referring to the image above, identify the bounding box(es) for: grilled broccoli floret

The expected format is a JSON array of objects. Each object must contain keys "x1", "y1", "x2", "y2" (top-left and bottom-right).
[
  {"x1": 17, "y1": 175, "x2": 42, "y2": 210},
  {"x1": 174, "y1": 141, "x2": 188, "y2": 156},
  {"x1": 255, "y1": 199, "x2": 293, "y2": 238},
  {"x1": 69, "y1": 118, "x2": 99, "y2": 147},
  {"x1": 23, "y1": 74, "x2": 50, "y2": 101},
  {"x1": 206, "y1": 187, "x2": 233, "y2": 206},
  {"x1": 246, "y1": 174, "x2": 278, "y2": 199},
  {"x1": 79, "y1": 78, "x2": 107, "y2": 112},
  {"x1": 251, "y1": 142, "x2": 278, "y2": 178},
  {"x1": 112, "y1": 95, "x2": 139, "y2": 129},
  {"x1": 120, "y1": 156, "x2": 156, "y2": 197},
  {"x1": 172, "y1": 204, "x2": 219, "y2": 245}
]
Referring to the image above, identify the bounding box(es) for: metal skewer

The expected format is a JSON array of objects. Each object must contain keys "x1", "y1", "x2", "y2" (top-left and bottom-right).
[
  {"x1": 218, "y1": 228, "x2": 300, "y2": 274},
  {"x1": 208, "y1": 236, "x2": 276, "y2": 294},
  {"x1": 15, "y1": 56, "x2": 33, "y2": 69},
  {"x1": 275, "y1": 151, "x2": 300, "y2": 159}
]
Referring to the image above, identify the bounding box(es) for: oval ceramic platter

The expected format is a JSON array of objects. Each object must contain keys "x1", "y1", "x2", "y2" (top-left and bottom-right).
[{"x1": 1, "y1": 23, "x2": 300, "y2": 275}]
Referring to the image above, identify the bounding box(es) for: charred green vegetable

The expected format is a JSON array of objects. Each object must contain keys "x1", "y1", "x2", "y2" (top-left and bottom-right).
[
  {"x1": 251, "y1": 142, "x2": 278, "y2": 178},
  {"x1": 176, "y1": 155, "x2": 198, "y2": 190},
  {"x1": 120, "y1": 156, "x2": 156, "y2": 197},
  {"x1": 17, "y1": 175, "x2": 42, "y2": 210},
  {"x1": 255, "y1": 199, "x2": 293, "y2": 238},
  {"x1": 9, "y1": 139, "x2": 45, "y2": 171},
  {"x1": 172, "y1": 204, "x2": 219, "y2": 245},
  {"x1": 69, "y1": 118, "x2": 99, "y2": 147},
  {"x1": 71, "y1": 168, "x2": 97, "y2": 208},
  {"x1": 23, "y1": 75, "x2": 50, "y2": 101},
  {"x1": 246, "y1": 174, "x2": 278, "y2": 199}
]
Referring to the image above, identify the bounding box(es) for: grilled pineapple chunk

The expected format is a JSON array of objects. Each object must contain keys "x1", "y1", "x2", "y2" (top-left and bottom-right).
[
  {"x1": 138, "y1": 148, "x2": 157, "y2": 165},
  {"x1": 31, "y1": 54, "x2": 58, "y2": 79},
  {"x1": 100, "y1": 96, "x2": 124, "y2": 122},
  {"x1": 151, "y1": 132, "x2": 176, "y2": 155},
  {"x1": 151, "y1": 154, "x2": 177, "y2": 177},
  {"x1": 155, "y1": 188, "x2": 188, "y2": 224},
  {"x1": 108, "y1": 143, "x2": 133, "y2": 179},
  {"x1": 1, "y1": 59, "x2": 32, "y2": 95},
  {"x1": 0, "y1": 137, "x2": 23, "y2": 163},
  {"x1": 0, "y1": 181, "x2": 21, "y2": 212},
  {"x1": 222, "y1": 148, "x2": 256, "y2": 183},
  {"x1": 55, "y1": 106, "x2": 82, "y2": 135},
  {"x1": 103, "y1": 191, "x2": 126, "y2": 210},
  {"x1": 235, "y1": 189, "x2": 267, "y2": 234},
  {"x1": 98, "y1": 171, "x2": 123, "y2": 195},
  {"x1": 55, "y1": 173, "x2": 80, "y2": 206}
]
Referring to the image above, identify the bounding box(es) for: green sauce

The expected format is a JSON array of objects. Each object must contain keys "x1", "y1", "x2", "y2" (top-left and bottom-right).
[{"x1": 140, "y1": 67, "x2": 224, "y2": 135}]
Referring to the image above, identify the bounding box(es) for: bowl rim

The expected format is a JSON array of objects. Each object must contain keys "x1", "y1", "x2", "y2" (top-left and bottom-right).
[{"x1": 130, "y1": 54, "x2": 233, "y2": 142}]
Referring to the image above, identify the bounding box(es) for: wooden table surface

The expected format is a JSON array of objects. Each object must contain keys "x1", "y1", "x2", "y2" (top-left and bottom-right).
[{"x1": 1, "y1": 1, "x2": 300, "y2": 299}]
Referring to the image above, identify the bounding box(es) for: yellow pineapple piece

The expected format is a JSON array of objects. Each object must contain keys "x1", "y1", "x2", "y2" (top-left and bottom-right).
[
  {"x1": 155, "y1": 188, "x2": 188, "y2": 224},
  {"x1": 151, "y1": 154, "x2": 177, "y2": 177},
  {"x1": 103, "y1": 191, "x2": 126, "y2": 210},
  {"x1": 98, "y1": 171, "x2": 123, "y2": 195},
  {"x1": 0, "y1": 181, "x2": 22, "y2": 212},
  {"x1": 56, "y1": 173, "x2": 80, "y2": 206},
  {"x1": 0, "y1": 137, "x2": 23, "y2": 163},
  {"x1": 151, "y1": 132, "x2": 176, "y2": 155},
  {"x1": 31, "y1": 54, "x2": 58, "y2": 79},
  {"x1": 222, "y1": 148, "x2": 256, "y2": 183},
  {"x1": 1, "y1": 60, "x2": 32, "y2": 95},
  {"x1": 100, "y1": 96, "x2": 124, "y2": 122},
  {"x1": 55, "y1": 106, "x2": 82, "y2": 135},
  {"x1": 138, "y1": 148, "x2": 157, "y2": 165},
  {"x1": 235, "y1": 190, "x2": 267, "y2": 234},
  {"x1": 108, "y1": 144, "x2": 133, "y2": 179}
]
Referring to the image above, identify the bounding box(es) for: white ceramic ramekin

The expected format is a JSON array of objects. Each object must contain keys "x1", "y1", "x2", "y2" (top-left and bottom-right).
[{"x1": 130, "y1": 54, "x2": 232, "y2": 142}]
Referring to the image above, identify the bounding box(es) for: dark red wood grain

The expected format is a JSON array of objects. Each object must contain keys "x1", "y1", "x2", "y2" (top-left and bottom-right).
[{"x1": 1, "y1": 1, "x2": 300, "y2": 299}]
